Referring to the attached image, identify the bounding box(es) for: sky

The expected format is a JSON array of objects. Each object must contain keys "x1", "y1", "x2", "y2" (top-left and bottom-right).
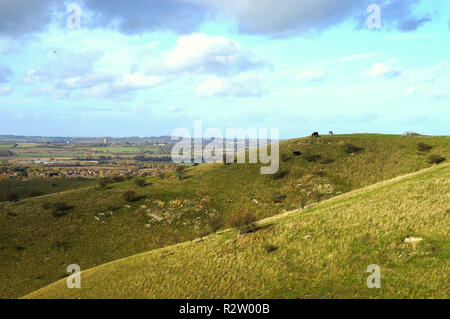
[{"x1": 0, "y1": 0, "x2": 449, "y2": 138}]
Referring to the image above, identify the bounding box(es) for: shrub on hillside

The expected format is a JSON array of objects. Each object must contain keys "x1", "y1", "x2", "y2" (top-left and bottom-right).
[
  {"x1": 41, "y1": 202, "x2": 52, "y2": 210},
  {"x1": 122, "y1": 190, "x2": 136, "y2": 202},
  {"x1": 263, "y1": 243, "x2": 278, "y2": 253},
  {"x1": 343, "y1": 144, "x2": 363, "y2": 154},
  {"x1": 304, "y1": 154, "x2": 322, "y2": 162},
  {"x1": 299, "y1": 197, "x2": 307, "y2": 210},
  {"x1": 112, "y1": 175, "x2": 125, "y2": 183},
  {"x1": 51, "y1": 202, "x2": 71, "y2": 217},
  {"x1": 320, "y1": 158, "x2": 335, "y2": 165},
  {"x1": 272, "y1": 192, "x2": 287, "y2": 203},
  {"x1": 281, "y1": 153, "x2": 291, "y2": 162},
  {"x1": 157, "y1": 171, "x2": 165, "y2": 179},
  {"x1": 208, "y1": 216, "x2": 224, "y2": 233},
  {"x1": 98, "y1": 177, "x2": 111, "y2": 188},
  {"x1": 175, "y1": 165, "x2": 186, "y2": 180},
  {"x1": 134, "y1": 177, "x2": 146, "y2": 187},
  {"x1": 228, "y1": 210, "x2": 257, "y2": 237},
  {"x1": 314, "y1": 192, "x2": 323, "y2": 203},
  {"x1": 28, "y1": 189, "x2": 43, "y2": 197},
  {"x1": 272, "y1": 169, "x2": 289, "y2": 180},
  {"x1": 427, "y1": 154, "x2": 445, "y2": 164},
  {"x1": 417, "y1": 142, "x2": 432, "y2": 152},
  {"x1": 5, "y1": 192, "x2": 19, "y2": 202}
]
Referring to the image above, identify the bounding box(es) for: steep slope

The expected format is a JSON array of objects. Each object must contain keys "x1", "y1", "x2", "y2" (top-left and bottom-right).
[
  {"x1": 26, "y1": 163, "x2": 450, "y2": 299},
  {"x1": 1, "y1": 134, "x2": 449, "y2": 298}
]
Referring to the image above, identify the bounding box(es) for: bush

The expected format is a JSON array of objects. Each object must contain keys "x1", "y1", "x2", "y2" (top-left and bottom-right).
[
  {"x1": 272, "y1": 169, "x2": 289, "y2": 180},
  {"x1": 175, "y1": 165, "x2": 186, "y2": 180},
  {"x1": 53, "y1": 202, "x2": 70, "y2": 211},
  {"x1": 208, "y1": 216, "x2": 224, "y2": 233},
  {"x1": 134, "y1": 177, "x2": 146, "y2": 187},
  {"x1": 157, "y1": 171, "x2": 165, "y2": 179},
  {"x1": 5, "y1": 192, "x2": 19, "y2": 202},
  {"x1": 51, "y1": 202, "x2": 71, "y2": 217},
  {"x1": 263, "y1": 243, "x2": 278, "y2": 253},
  {"x1": 41, "y1": 202, "x2": 52, "y2": 210},
  {"x1": 417, "y1": 142, "x2": 432, "y2": 152},
  {"x1": 343, "y1": 144, "x2": 363, "y2": 154},
  {"x1": 281, "y1": 153, "x2": 291, "y2": 162},
  {"x1": 320, "y1": 158, "x2": 335, "y2": 165},
  {"x1": 428, "y1": 154, "x2": 445, "y2": 164},
  {"x1": 314, "y1": 193, "x2": 323, "y2": 203},
  {"x1": 98, "y1": 177, "x2": 111, "y2": 188},
  {"x1": 304, "y1": 154, "x2": 322, "y2": 162},
  {"x1": 272, "y1": 192, "x2": 287, "y2": 203},
  {"x1": 112, "y1": 175, "x2": 125, "y2": 183},
  {"x1": 228, "y1": 210, "x2": 257, "y2": 237},
  {"x1": 122, "y1": 190, "x2": 136, "y2": 202},
  {"x1": 28, "y1": 189, "x2": 43, "y2": 197},
  {"x1": 299, "y1": 197, "x2": 307, "y2": 209}
]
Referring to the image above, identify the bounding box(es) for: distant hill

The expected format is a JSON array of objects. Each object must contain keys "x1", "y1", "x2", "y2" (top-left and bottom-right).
[
  {"x1": 25, "y1": 162, "x2": 450, "y2": 298},
  {"x1": 1, "y1": 134, "x2": 449, "y2": 298}
]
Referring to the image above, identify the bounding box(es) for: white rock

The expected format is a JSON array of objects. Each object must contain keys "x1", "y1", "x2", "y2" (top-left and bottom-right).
[{"x1": 404, "y1": 236, "x2": 423, "y2": 243}]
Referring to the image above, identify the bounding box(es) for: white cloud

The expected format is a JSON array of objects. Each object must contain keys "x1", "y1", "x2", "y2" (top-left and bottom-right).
[
  {"x1": 168, "y1": 105, "x2": 183, "y2": 112},
  {"x1": 339, "y1": 53, "x2": 378, "y2": 63},
  {"x1": 364, "y1": 61, "x2": 402, "y2": 79},
  {"x1": 81, "y1": 74, "x2": 164, "y2": 98},
  {"x1": 164, "y1": 33, "x2": 262, "y2": 75},
  {"x1": 0, "y1": 86, "x2": 12, "y2": 96},
  {"x1": 407, "y1": 61, "x2": 447, "y2": 83},
  {"x1": 35, "y1": 85, "x2": 70, "y2": 99},
  {"x1": 426, "y1": 89, "x2": 448, "y2": 100},
  {"x1": 402, "y1": 87, "x2": 415, "y2": 96},
  {"x1": 112, "y1": 74, "x2": 164, "y2": 90},
  {"x1": 22, "y1": 68, "x2": 48, "y2": 84},
  {"x1": 296, "y1": 69, "x2": 327, "y2": 82},
  {"x1": 196, "y1": 72, "x2": 266, "y2": 98}
]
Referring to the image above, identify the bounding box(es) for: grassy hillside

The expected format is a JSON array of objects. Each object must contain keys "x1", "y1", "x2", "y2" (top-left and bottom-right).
[
  {"x1": 26, "y1": 163, "x2": 450, "y2": 299},
  {"x1": 0, "y1": 177, "x2": 96, "y2": 202},
  {"x1": 1, "y1": 134, "x2": 449, "y2": 298}
]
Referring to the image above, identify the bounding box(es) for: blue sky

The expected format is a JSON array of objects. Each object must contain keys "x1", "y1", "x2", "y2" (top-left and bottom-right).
[{"x1": 0, "y1": 0, "x2": 449, "y2": 138}]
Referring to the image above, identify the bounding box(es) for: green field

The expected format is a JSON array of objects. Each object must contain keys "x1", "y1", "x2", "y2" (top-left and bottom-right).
[
  {"x1": 0, "y1": 134, "x2": 449, "y2": 298},
  {"x1": 26, "y1": 163, "x2": 450, "y2": 299},
  {"x1": 95, "y1": 146, "x2": 161, "y2": 154}
]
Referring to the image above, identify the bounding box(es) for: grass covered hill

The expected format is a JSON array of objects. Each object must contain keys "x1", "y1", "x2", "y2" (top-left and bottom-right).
[
  {"x1": 26, "y1": 163, "x2": 450, "y2": 299},
  {"x1": 1, "y1": 134, "x2": 449, "y2": 298}
]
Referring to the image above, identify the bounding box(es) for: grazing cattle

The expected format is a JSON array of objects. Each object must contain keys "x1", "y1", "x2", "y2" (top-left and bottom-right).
[
  {"x1": 329, "y1": 131, "x2": 334, "y2": 135},
  {"x1": 311, "y1": 132, "x2": 320, "y2": 138},
  {"x1": 293, "y1": 151, "x2": 302, "y2": 156}
]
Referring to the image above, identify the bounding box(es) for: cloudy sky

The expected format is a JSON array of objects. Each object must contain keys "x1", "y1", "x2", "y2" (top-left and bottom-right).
[{"x1": 0, "y1": 0, "x2": 449, "y2": 138}]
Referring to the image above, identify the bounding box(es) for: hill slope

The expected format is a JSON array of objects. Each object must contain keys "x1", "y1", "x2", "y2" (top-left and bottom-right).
[
  {"x1": 1, "y1": 134, "x2": 449, "y2": 298},
  {"x1": 26, "y1": 163, "x2": 450, "y2": 299}
]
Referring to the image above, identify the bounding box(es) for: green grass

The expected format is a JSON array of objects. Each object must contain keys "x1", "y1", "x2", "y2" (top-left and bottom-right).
[
  {"x1": 25, "y1": 163, "x2": 450, "y2": 299},
  {"x1": 0, "y1": 178, "x2": 96, "y2": 202},
  {"x1": 1, "y1": 134, "x2": 449, "y2": 298}
]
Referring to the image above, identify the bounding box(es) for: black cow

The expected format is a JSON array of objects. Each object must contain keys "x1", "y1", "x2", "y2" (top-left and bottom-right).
[{"x1": 311, "y1": 132, "x2": 320, "y2": 138}]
